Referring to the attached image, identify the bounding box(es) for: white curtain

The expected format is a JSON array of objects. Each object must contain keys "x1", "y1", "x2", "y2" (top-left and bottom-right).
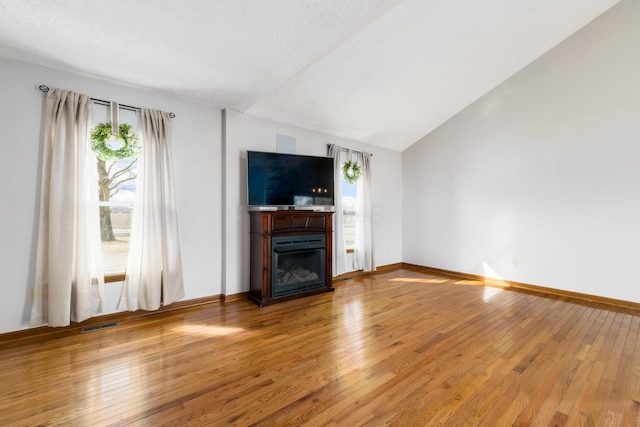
[
  {"x1": 119, "y1": 108, "x2": 185, "y2": 311},
  {"x1": 328, "y1": 144, "x2": 347, "y2": 276},
  {"x1": 353, "y1": 151, "x2": 375, "y2": 272},
  {"x1": 30, "y1": 89, "x2": 105, "y2": 327}
]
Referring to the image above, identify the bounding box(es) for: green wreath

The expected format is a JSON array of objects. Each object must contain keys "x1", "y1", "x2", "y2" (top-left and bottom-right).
[
  {"x1": 90, "y1": 122, "x2": 140, "y2": 161},
  {"x1": 342, "y1": 160, "x2": 362, "y2": 184}
]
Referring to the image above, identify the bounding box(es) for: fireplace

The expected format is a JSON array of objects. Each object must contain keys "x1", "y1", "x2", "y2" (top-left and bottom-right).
[
  {"x1": 272, "y1": 235, "x2": 325, "y2": 298},
  {"x1": 248, "y1": 210, "x2": 334, "y2": 306}
]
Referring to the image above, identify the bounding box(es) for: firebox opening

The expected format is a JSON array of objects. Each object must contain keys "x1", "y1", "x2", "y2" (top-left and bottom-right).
[{"x1": 272, "y1": 235, "x2": 326, "y2": 298}]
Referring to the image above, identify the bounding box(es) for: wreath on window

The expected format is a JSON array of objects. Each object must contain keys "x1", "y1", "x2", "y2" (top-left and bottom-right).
[
  {"x1": 90, "y1": 122, "x2": 140, "y2": 161},
  {"x1": 342, "y1": 160, "x2": 362, "y2": 184}
]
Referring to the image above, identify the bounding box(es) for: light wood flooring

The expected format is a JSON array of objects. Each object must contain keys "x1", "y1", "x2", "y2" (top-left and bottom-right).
[{"x1": 1, "y1": 266, "x2": 639, "y2": 426}]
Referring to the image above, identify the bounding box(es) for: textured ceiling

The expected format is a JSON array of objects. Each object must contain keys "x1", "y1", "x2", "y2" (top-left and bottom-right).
[{"x1": 0, "y1": 0, "x2": 620, "y2": 151}]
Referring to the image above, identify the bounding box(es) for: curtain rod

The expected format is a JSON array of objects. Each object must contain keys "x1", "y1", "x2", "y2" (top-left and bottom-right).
[
  {"x1": 38, "y1": 85, "x2": 175, "y2": 118},
  {"x1": 326, "y1": 143, "x2": 373, "y2": 157}
]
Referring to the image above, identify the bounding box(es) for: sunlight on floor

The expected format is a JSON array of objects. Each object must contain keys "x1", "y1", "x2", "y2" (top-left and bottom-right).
[
  {"x1": 391, "y1": 275, "x2": 507, "y2": 303},
  {"x1": 453, "y1": 280, "x2": 486, "y2": 286},
  {"x1": 390, "y1": 267, "x2": 511, "y2": 303},
  {"x1": 172, "y1": 324, "x2": 244, "y2": 336},
  {"x1": 338, "y1": 300, "x2": 368, "y2": 371},
  {"x1": 389, "y1": 278, "x2": 448, "y2": 284},
  {"x1": 343, "y1": 300, "x2": 364, "y2": 335},
  {"x1": 482, "y1": 286, "x2": 503, "y2": 301},
  {"x1": 481, "y1": 262, "x2": 508, "y2": 302},
  {"x1": 451, "y1": 278, "x2": 506, "y2": 301}
]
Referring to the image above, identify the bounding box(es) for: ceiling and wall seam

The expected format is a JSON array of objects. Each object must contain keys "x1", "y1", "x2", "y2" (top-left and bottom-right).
[{"x1": 0, "y1": 0, "x2": 622, "y2": 151}]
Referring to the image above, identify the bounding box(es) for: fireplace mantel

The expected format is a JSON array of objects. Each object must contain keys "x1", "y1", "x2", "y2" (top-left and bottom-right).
[{"x1": 248, "y1": 210, "x2": 334, "y2": 307}]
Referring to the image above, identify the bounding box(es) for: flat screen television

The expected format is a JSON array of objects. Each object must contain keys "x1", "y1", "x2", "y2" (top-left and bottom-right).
[{"x1": 247, "y1": 150, "x2": 334, "y2": 208}]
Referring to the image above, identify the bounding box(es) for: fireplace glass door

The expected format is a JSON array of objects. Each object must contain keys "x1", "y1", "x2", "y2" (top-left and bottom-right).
[{"x1": 272, "y1": 235, "x2": 326, "y2": 298}]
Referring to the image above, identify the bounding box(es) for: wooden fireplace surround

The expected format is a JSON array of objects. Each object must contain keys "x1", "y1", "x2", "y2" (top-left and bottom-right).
[{"x1": 248, "y1": 210, "x2": 334, "y2": 307}]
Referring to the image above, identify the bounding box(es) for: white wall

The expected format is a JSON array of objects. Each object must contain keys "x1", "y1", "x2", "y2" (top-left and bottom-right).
[
  {"x1": 403, "y1": 0, "x2": 640, "y2": 303},
  {"x1": 223, "y1": 109, "x2": 403, "y2": 296},
  {"x1": 0, "y1": 57, "x2": 222, "y2": 334},
  {"x1": 0, "y1": 56, "x2": 402, "y2": 334}
]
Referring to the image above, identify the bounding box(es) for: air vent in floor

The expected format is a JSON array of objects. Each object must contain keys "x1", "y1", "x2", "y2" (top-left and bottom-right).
[{"x1": 80, "y1": 322, "x2": 119, "y2": 334}]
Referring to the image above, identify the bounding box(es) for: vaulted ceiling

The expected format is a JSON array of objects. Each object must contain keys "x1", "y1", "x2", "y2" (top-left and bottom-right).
[{"x1": 0, "y1": 0, "x2": 620, "y2": 151}]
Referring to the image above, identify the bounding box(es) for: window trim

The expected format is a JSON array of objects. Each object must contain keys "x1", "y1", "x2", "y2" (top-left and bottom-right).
[{"x1": 105, "y1": 273, "x2": 126, "y2": 283}]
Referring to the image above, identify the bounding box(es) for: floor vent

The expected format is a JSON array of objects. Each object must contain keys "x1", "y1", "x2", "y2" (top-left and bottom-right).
[{"x1": 80, "y1": 322, "x2": 119, "y2": 334}]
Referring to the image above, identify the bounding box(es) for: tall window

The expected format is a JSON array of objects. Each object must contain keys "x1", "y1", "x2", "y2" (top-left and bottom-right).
[
  {"x1": 341, "y1": 174, "x2": 358, "y2": 250},
  {"x1": 328, "y1": 144, "x2": 373, "y2": 275},
  {"x1": 91, "y1": 105, "x2": 140, "y2": 275},
  {"x1": 32, "y1": 88, "x2": 184, "y2": 326}
]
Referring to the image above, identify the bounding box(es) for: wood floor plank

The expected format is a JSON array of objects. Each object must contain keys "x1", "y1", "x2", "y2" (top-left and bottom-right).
[{"x1": 1, "y1": 267, "x2": 639, "y2": 426}]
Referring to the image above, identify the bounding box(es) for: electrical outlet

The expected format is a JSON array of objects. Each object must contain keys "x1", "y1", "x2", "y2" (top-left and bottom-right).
[{"x1": 512, "y1": 257, "x2": 518, "y2": 267}]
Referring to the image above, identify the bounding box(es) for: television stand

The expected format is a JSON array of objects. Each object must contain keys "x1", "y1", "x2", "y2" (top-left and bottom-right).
[{"x1": 248, "y1": 210, "x2": 334, "y2": 307}]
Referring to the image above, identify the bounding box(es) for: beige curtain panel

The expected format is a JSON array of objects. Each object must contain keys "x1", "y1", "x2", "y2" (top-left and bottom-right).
[
  {"x1": 354, "y1": 151, "x2": 375, "y2": 273},
  {"x1": 119, "y1": 108, "x2": 185, "y2": 311},
  {"x1": 30, "y1": 89, "x2": 105, "y2": 327}
]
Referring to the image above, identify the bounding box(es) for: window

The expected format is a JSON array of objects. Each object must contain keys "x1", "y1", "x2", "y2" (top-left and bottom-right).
[
  {"x1": 90, "y1": 105, "x2": 140, "y2": 278},
  {"x1": 98, "y1": 158, "x2": 137, "y2": 275},
  {"x1": 33, "y1": 88, "x2": 184, "y2": 324},
  {"x1": 341, "y1": 171, "x2": 358, "y2": 251}
]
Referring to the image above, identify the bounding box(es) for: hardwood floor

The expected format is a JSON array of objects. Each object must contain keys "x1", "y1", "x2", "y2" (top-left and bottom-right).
[{"x1": 1, "y1": 266, "x2": 639, "y2": 426}]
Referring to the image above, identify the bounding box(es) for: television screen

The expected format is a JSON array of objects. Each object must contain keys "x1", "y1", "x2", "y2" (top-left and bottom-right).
[{"x1": 247, "y1": 151, "x2": 334, "y2": 208}]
